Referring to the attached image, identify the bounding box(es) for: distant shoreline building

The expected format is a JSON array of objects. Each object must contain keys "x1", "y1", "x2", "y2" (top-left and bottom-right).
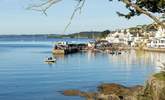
[
  {"x1": 147, "y1": 26, "x2": 165, "y2": 48},
  {"x1": 105, "y1": 29, "x2": 133, "y2": 46},
  {"x1": 105, "y1": 23, "x2": 165, "y2": 49}
]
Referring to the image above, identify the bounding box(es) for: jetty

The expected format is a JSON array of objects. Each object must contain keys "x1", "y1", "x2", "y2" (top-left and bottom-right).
[
  {"x1": 52, "y1": 41, "x2": 87, "y2": 54},
  {"x1": 52, "y1": 46, "x2": 79, "y2": 54}
]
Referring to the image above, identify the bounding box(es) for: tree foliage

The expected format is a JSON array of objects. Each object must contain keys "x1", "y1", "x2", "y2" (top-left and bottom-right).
[
  {"x1": 100, "y1": 30, "x2": 111, "y2": 38},
  {"x1": 114, "y1": 0, "x2": 165, "y2": 19}
]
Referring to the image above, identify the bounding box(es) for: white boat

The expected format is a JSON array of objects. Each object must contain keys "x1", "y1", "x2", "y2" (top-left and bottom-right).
[{"x1": 44, "y1": 57, "x2": 56, "y2": 63}]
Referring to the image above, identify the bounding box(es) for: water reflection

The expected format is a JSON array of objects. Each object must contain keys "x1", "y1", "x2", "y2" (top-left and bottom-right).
[
  {"x1": 53, "y1": 54, "x2": 65, "y2": 60},
  {"x1": 107, "y1": 50, "x2": 165, "y2": 72},
  {"x1": 134, "y1": 50, "x2": 165, "y2": 67},
  {"x1": 53, "y1": 50, "x2": 165, "y2": 70},
  {"x1": 86, "y1": 50, "x2": 97, "y2": 62}
]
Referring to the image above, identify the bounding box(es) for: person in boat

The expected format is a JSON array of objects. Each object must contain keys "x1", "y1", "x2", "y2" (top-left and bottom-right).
[{"x1": 48, "y1": 57, "x2": 53, "y2": 60}]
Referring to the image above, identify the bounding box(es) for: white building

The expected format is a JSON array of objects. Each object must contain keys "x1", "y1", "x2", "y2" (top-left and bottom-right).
[
  {"x1": 155, "y1": 26, "x2": 165, "y2": 38},
  {"x1": 146, "y1": 26, "x2": 165, "y2": 48},
  {"x1": 106, "y1": 29, "x2": 133, "y2": 45},
  {"x1": 106, "y1": 31, "x2": 120, "y2": 43},
  {"x1": 147, "y1": 37, "x2": 165, "y2": 48}
]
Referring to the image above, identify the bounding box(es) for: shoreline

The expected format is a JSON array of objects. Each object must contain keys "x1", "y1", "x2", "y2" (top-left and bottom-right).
[
  {"x1": 143, "y1": 47, "x2": 165, "y2": 53},
  {"x1": 134, "y1": 47, "x2": 165, "y2": 53},
  {"x1": 63, "y1": 72, "x2": 165, "y2": 100}
]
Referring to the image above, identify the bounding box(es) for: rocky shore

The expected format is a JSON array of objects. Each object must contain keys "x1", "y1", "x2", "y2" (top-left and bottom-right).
[{"x1": 62, "y1": 72, "x2": 165, "y2": 100}]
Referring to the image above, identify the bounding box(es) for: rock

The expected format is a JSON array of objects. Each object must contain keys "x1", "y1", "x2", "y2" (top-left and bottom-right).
[
  {"x1": 129, "y1": 85, "x2": 144, "y2": 92},
  {"x1": 62, "y1": 84, "x2": 143, "y2": 100},
  {"x1": 97, "y1": 83, "x2": 143, "y2": 100},
  {"x1": 108, "y1": 94, "x2": 121, "y2": 100},
  {"x1": 129, "y1": 85, "x2": 144, "y2": 96},
  {"x1": 63, "y1": 90, "x2": 81, "y2": 96},
  {"x1": 96, "y1": 93, "x2": 110, "y2": 100},
  {"x1": 98, "y1": 83, "x2": 131, "y2": 96},
  {"x1": 62, "y1": 72, "x2": 165, "y2": 100},
  {"x1": 125, "y1": 85, "x2": 144, "y2": 100},
  {"x1": 80, "y1": 92, "x2": 96, "y2": 98},
  {"x1": 63, "y1": 90, "x2": 97, "y2": 99},
  {"x1": 95, "y1": 93, "x2": 121, "y2": 100}
]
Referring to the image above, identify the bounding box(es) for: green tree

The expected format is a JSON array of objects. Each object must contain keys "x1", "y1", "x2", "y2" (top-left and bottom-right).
[
  {"x1": 114, "y1": 0, "x2": 165, "y2": 28},
  {"x1": 100, "y1": 30, "x2": 110, "y2": 38}
]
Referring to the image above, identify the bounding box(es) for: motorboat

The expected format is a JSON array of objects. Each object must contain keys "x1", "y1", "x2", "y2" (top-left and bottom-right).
[{"x1": 44, "y1": 57, "x2": 56, "y2": 63}]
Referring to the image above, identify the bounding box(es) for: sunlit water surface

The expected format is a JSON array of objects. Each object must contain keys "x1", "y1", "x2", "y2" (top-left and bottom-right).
[{"x1": 0, "y1": 41, "x2": 164, "y2": 100}]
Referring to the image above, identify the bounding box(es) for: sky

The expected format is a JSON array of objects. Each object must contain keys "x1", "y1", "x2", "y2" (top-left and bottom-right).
[{"x1": 0, "y1": 0, "x2": 154, "y2": 35}]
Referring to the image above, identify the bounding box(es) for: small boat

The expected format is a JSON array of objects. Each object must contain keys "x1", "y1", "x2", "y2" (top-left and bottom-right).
[
  {"x1": 44, "y1": 57, "x2": 56, "y2": 63},
  {"x1": 117, "y1": 51, "x2": 122, "y2": 55},
  {"x1": 109, "y1": 51, "x2": 115, "y2": 55}
]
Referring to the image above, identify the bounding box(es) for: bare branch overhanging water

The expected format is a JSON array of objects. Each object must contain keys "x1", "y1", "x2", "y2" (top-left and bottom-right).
[{"x1": 28, "y1": 0, "x2": 86, "y2": 33}]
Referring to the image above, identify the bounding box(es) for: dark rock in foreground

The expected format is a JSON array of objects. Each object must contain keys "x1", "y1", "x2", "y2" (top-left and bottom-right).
[
  {"x1": 98, "y1": 83, "x2": 131, "y2": 95},
  {"x1": 63, "y1": 72, "x2": 165, "y2": 100},
  {"x1": 63, "y1": 84, "x2": 143, "y2": 100},
  {"x1": 63, "y1": 90, "x2": 81, "y2": 96}
]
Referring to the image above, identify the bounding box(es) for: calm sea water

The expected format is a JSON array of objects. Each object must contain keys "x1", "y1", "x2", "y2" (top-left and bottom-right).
[{"x1": 0, "y1": 40, "x2": 164, "y2": 100}]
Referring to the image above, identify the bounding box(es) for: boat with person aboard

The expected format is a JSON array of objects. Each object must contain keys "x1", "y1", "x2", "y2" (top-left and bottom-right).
[{"x1": 44, "y1": 57, "x2": 56, "y2": 63}]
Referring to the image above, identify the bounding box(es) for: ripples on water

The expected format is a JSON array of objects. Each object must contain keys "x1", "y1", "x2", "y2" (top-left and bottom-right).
[{"x1": 0, "y1": 41, "x2": 164, "y2": 100}]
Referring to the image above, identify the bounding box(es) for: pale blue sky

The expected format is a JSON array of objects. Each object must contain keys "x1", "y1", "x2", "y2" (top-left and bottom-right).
[{"x1": 0, "y1": 0, "x2": 153, "y2": 34}]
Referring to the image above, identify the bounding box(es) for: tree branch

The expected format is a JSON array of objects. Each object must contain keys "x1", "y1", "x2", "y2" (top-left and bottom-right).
[
  {"x1": 27, "y1": 0, "x2": 62, "y2": 16},
  {"x1": 121, "y1": 0, "x2": 165, "y2": 28},
  {"x1": 64, "y1": 0, "x2": 86, "y2": 32},
  {"x1": 28, "y1": 0, "x2": 86, "y2": 32}
]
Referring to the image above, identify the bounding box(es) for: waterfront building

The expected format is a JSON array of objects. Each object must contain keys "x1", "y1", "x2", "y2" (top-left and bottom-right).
[
  {"x1": 106, "y1": 29, "x2": 133, "y2": 46},
  {"x1": 155, "y1": 26, "x2": 165, "y2": 38},
  {"x1": 146, "y1": 26, "x2": 165, "y2": 48},
  {"x1": 87, "y1": 41, "x2": 95, "y2": 48},
  {"x1": 106, "y1": 31, "x2": 120, "y2": 44},
  {"x1": 147, "y1": 37, "x2": 165, "y2": 48}
]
